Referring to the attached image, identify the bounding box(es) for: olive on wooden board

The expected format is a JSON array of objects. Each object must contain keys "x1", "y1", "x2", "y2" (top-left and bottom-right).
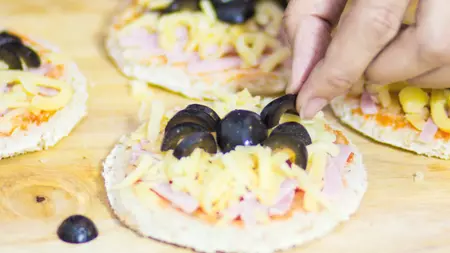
[
  {"x1": 263, "y1": 134, "x2": 308, "y2": 169},
  {"x1": 173, "y1": 131, "x2": 217, "y2": 159},
  {"x1": 216, "y1": 109, "x2": 268, "y2": 153},
  {"x1": 165, "y1": 109, "x2": 216, "y2": 133},
  {"x1": 270, "y1": 122, "x2": 312, "y2": 145},
  {"x1": 260, "y1": 94, "x2": 297, "y2": 128},
  {"x1": 57, "y1": 215, "x2": 98, "y2": 244},
  {"x1": 161, "y1": 122, "x2": 208, "y2": 151}
]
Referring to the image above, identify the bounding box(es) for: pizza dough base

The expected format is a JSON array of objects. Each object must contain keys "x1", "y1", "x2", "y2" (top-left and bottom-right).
[
  {"x1": 105, "y1": 4, "x2": 289, "y2": 100},
  {"x1": 102, "y1": 127, "x2": 367, "y2": 253},
  {"x1": 0, "y1": 40, "x2": 88, "y2": 160},
  {"x1": 331, "y1": 96, "x2": 450, "y2": 159}
]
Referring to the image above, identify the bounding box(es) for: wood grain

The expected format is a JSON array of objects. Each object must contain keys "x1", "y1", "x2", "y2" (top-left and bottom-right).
[{"x1": 0, "y1": 0, "x2": 449, "y2": 252}]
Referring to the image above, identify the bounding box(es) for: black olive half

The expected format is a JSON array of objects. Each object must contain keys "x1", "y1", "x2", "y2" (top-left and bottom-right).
[
  {"x1": 4, "y1": 42, "x2": 41, "y2": 68},
  {"x1": 211, "y1": 0, "x2": 255, "y2": 24},
  {"x1": 160, "y1": 0, "x2": 200, "y2": 13},
  {"x1": 0, "y1": 31, "x2": 22, "y2": 47},
  {"x1": 0, "y1": 46, "x2": 22, "y2": 70},
  {"x1": 278, "y1": 0, "x2": 288, "y2": 9},
  {"x1": 186, "y1": 104, "x2": 220, "y2": 124},
  {"x1": 260, "y1": 94, "x2": 297, "y2": 128},
  {"x1": 216, "y1": 109, "x2": 268, "y2": 153},
  {"x1": 165, "y1": 108, "x2": 216, "y2": 133},
  {"x1": 161, "y1": 122, "x2": 208, "y2": 151},
  {"x1": 173, "y1": 132, "x2": 217, "y2": 159},
  {"x1": 57, "y1": 215, "x2": 98, "y2": 244},
  {"x1": 263, "y1": 134, "x2": 308, "y2": 169},
  {"x1": 271, "y1": 122, "x2": 312, "y2": 145}
]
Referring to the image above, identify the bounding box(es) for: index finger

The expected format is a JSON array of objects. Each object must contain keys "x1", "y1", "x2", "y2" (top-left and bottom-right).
[{"x1": 297, "y1": 0, "x2": 410, "y2": 119}]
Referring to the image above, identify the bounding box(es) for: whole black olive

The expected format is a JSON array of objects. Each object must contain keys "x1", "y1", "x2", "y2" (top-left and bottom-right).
[
  {"x1": 0, "y1": 31, "x2": 22, "y2": 47},
  {"x1": 216, "y1": 109, "x2": 268, "y2": 153},
  {"x1": 271, "y1": 122, "x2": 312, "y2": 145},
  {"x1": 263, "y1": 134, "x2": 308, "y2": 169},
  {"x1": 173, "y1": 132, "x2": 217, "y2": 159},
  {"x1": 260, "y1": 94, "x2": 297, "y2": 128},
  {"x1": 186, "y1": 104, "x2": 220, "y2": 124},
  {"x1": 57, "y1": 215, "x2": 98, "y2": 244},
  {"x1": 3, "y1": 42, "x2": 41, "y2": 68},
  {"x1": 165, "y1": 108, "x2": 216, "y2": 133},
  {"x1": 161, "y1": 0, "x2": 200, "y2": 13},
  {"x1": 0, "y1": 46, "x2": 22, "y2": 70},
  {"x1": 161, "y1": 122, "x2": 208, "y2": 151},
  {"x1": 211, "y1": 0, "x2": 255, "y2": 24}
]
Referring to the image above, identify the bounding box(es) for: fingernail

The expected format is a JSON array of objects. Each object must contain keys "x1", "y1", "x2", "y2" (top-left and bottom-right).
[{"x1": 300, "y1": 98, "x2": 328, "y2": 119}]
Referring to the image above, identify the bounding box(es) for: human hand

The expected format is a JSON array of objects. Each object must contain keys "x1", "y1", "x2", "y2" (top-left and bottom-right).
[{"x1": 284, "y1": 0, "x2": 412, "y2": 119}]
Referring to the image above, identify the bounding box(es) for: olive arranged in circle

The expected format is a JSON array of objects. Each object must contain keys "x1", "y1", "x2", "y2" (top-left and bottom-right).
[
  {"x1": 4, "y1": 43, "x2": 41, "y2": 68},
  {"x1": 271, "y1": 122, "x2": 312, "y2": 146},
  {"x1": 57, "y1": 215, "x2": 98, "y2": 244},
  {"x1": 211, "y1": 0, "x2": 256, "y2": 24},
  {"x1": 165, "y1": 108, "x2": 217, "y2": 133},
  {"x1": 161, "y1": 122, "x2": 208, "y2": 151},
  {"x1": 158, "y1": 0, "x2": 200, "y2": 13},
  {"x1": 260, "y1": 94, "x2": 297, "y2": 128},
  {"x1": 173, "y1": 132, "x2": 217, "y2": 159},
  {"x1": 263, "y1": 134, "x2": 308, "y2": 169},
  {"x1": 216, "y1": 109, "x2": 268, "y2": 153},
  {"x1": 0, "y1": 32, "x2": 21, "y2": 47},
  {"x1": 0, "y1": 47, "x2": 22, "y2": 70},
  {"x1": 186, "y1": 104, "x2": 221, "y2": 125}
]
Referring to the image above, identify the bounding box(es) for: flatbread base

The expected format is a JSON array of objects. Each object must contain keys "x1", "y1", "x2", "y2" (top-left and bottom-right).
[
  {"x1": 331, "y1": 96, "x2": 450, "y2": 159},
  {"x1": 102, "y1": 127, "x2": 367, "y2": 253},
  {"x1": 0, "y1": 41, "x2": 88, "y2": 160}
]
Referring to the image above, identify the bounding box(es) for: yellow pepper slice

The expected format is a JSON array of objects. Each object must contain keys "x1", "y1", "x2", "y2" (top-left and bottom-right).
[{"x1": 430, "y1": 90, "x2": 450, "y2": 133}]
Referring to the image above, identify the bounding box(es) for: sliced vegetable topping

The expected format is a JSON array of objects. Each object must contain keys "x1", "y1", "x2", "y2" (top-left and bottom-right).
[
  {"x1": 216, "y1": 109, "x2": 268, "y2": 152},
  {"x1": 0, "y1": 31, "x2": 41, "y2": 70},
  {"x1": 173, "y1": 131, "x2": 217, "y2": 159},
  {"x1": 263, "y1": 134, "x2": 308, "y2": 169},
  {"x1": 161, "y1": 122, "x2": 208, "y2": 151},
  {"x1": 211, "y1": 0, "x2": 255, "y2": 24},
  {"x1": 186, "y1": 104, "x2": 220, "y2": 125},
  {"x1": 165, "y1": 108, "x2": 217, "y2": 132},
  {"x1": 270, "y1": 122, "x2": 312, "y2": 145},
  {"x1": 260, "y1": 94, "x2": 297, "y2": 128}
]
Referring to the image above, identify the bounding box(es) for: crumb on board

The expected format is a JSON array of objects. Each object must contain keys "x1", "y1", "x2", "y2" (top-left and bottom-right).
[{"x1": 413, "y1": 172, "x2": 424, "y2": 182}]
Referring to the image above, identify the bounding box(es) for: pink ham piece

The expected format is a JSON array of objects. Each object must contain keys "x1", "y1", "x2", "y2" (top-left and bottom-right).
[
  {"x1": 360, "y1": 91, "x2": 378, "y2": 115},
  {"x1": 119, "y1": 28, "x2": 160, "y2": 49},
  {"x1": 152, "y1": 183, "x2": 199, "y2": 214},
  {"x1": 322, "y1": 144, "x2": 353, "y2": 196},
  {"x1": 29, "y1": 63, "x2": 52, "y2": 75},
  {"x1": 419, "y1": 118, "x2": 438, "y2": 142},
  {"x1": 239, "y1": 193, "x2": 268, "y2": 227},
  {"x1": 187, "y1": 57, "x2": 242, "y2": 74},
  {"x1": 268, "y1": 179, "x2": 297, "y2": 216},
  {"x1": 0, "y1": 109, "x2": 9, "y2": 117},
  {"x1": 129, "y1": 140, "x2": 152, "y2": 165},
  {"x1": 39, "y1": 86, "x2": 59, "y2": 97}
]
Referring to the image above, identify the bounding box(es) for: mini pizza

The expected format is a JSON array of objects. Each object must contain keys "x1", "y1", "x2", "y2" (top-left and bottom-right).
[
  {"x1": 103, "y1": 90, "x2": 367, "y2": 253},
  {"x1": 0, "y1": 30, "x2": 88, "y2": 159},
  {"x1": 106, "y1": 0, "x2": 291, "y2": 100},
  {"x1": 331, "y1": 83, "x2": 450, "y2": 159}
]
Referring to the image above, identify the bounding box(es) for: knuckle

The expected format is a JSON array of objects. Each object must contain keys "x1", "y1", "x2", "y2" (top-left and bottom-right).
[
  {"x1": 364, "y1": 5, "x2": 402, "y2": 42},
  {"x1": 325, "y1": 69, "x2": 354, "y2": 91}
]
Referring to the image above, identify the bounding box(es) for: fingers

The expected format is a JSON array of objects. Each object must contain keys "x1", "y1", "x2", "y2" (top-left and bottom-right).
[
  {"x1": 284, "y1": 0, "x2": 347, "y2": 94},
  {"x1": 366, "y1": 0, "x2": 450, "y2": 85},
  {"x1": 408, "y1": 65, "x2": 450, "y2": 89},
  {"x1": 297, "y1": 0, "x2": 410, "y2": 118}
]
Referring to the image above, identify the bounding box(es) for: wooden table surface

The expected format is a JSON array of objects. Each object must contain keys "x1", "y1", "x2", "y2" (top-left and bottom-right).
[{"x1": 1, "y1": 1, "x2": 450, "y2": 252}]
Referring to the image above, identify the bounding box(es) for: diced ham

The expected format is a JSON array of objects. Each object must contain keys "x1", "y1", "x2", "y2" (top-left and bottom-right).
[
  {"x1": 166, "y1": 52, "x2": 199, "y2": 64},
  {"x1": 1, "y1": 83, "x2": 8, "y2": 93},
  {"x1": 360, "y1": 90, "x2": 378, "y2": 115},
  {"x1": 240, "y1": 193, "x2": 268, "y2": 227},
  {"x1": 0, "y1": 109, "x2": 10, "y2": 117},
  {"x1": 322, "y1": 144, "x2": 353, "y2": 196},
  {"x1": 152, "y1": 183, "x2": 199, "y2": 214},
  {"x1": 29, "y1": 63, "x2": 52, "y2": 75},
  {"x1": 119, "y1": 29, "x2": 160, "y2": 50},
  {"x1": 130, "y1": 141, "x2": 152, "y2": 165},
  {"x1": 419, "y1": 118, "x2": 438, "y2": 142},
  {"x1": 39, "y1": 86, "x2": 59, "y2": 97},
  {"x1": 187, "y1": 57, "x2": 242, "y2": 74},
  {"x1": 268, "y1": 179, "x2": 297, "y2": 216}
]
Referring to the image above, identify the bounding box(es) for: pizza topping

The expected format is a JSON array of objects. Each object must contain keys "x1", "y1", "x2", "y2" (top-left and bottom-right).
[
  {"x1": 118, "y1": 1, "x2": 289, "y2": 72},
  {"x1": 260, "y1": 94, "x2": 296, "y2": 128},
  {"x1": 430, "y1": 90, "x2": 450, "y2": 133},
  {"x1": 263, "y1": 134, "x2": 308, "y2": 169},
  {"x1": 419, "y1": 118, "x2": 438, "y2": 143},
  {"x1": 360, "y1": 90, "x2": 378, "y2": 115},
  {"x1": 173, "y1": 131, "x2": 217, "y2": 159},
  {"x1": 0, "y1": 31, "x2": 41, "y2": 70},
  {"x1": 164, "y1": 107, "x2": 217, "y2": 132},
  {"x1": 216, "y1": 109, "x2": 268, "y2": 153},
  {"x1": 161, "y1": 122, "x2": 208, "y2": 151},
  {"x1": 270, "y1": 122, "x2": 312, "y2": 146},
  {"x1": 116, "y1": 91, "x2": 349, "y2": 224},
  {"x1": 323, "y1": 144, "x2": 353, "y2": 196}
]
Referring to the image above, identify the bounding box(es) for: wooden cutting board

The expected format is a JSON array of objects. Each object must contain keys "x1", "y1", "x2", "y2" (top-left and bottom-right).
[{"x1": 1, "y1": 1, "x2": 450, "y2": 252}]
